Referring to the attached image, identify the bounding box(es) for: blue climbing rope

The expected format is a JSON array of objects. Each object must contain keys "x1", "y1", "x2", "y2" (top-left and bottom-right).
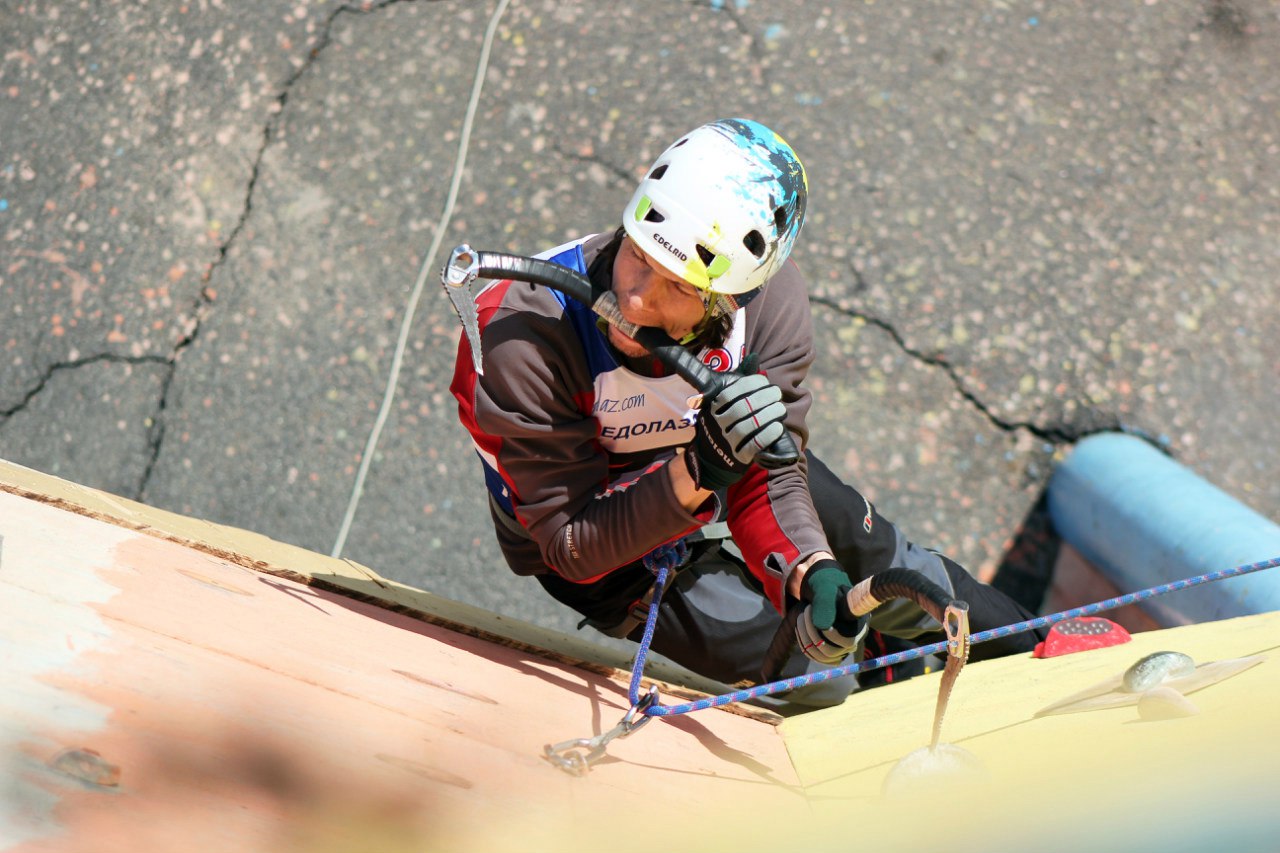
[
  {"x1": 633, "y1": 554, "x2": 1280, "y2": 718},
  {"x1": 628, "y1": 563, "x2": 668, "y2": 707}
]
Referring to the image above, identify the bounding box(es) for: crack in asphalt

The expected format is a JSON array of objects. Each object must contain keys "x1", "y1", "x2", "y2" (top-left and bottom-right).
[
  {"x1": 0, "y1": 353, "x2": 170, "y2": 421},
  {"x1": 1158, "y1": 0, "x2": 1253, "y2": 90},
  {"x1": 695, "y1": 0, "x2": 770, "y2": 87},
  {"x1": 808, "y1": 282, "x2": 1171, "y2": 452},
  {"x1": 548, "y1": 141, "x2": 635, "y2": 186},
  {"x1": 134, "y1": 0, "x2": 420, "y2": 501}
]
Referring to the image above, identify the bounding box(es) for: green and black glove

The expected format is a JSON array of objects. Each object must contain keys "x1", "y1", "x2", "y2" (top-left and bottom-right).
[{"x1": 796, "y1": 560, "x2": 868, "y2": 665}]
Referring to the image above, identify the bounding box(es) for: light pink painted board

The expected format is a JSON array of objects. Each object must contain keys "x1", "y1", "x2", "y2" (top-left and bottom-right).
[{"x1": 0, "y1": 490, "x2": 806, "y2": 853}]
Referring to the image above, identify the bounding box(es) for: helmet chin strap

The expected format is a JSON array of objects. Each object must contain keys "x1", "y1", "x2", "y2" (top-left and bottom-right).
[{"x1": 677, "y1": 294, "x2": 721, "y2": 345}]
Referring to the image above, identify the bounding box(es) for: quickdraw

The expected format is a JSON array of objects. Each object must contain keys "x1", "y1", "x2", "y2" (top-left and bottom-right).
[{"x1": 543, "y1": 685, "x2": 659, "y2": 776}]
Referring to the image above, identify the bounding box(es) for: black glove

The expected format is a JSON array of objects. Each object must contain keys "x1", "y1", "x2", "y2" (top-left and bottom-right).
[
  {"x1": 796, "y1": 560, "x2": 868, "y2": 665},
  {"x1": 688, "y1": 355, "x2": 787, "y2": 491}
]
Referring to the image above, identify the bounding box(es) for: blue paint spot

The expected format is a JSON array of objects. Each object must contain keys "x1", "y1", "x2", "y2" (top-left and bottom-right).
[
  {"x1": 735, "y1": 0, "x2": 750, "y2": 8},
  {"x1": 710, "y1": 0, "x2": 725, "y2": 8},
  {"x1": 764, "y1": 23, "x2": 785, "y2": 40},
  {"x1": 587, "y1": 86, "x2": 598, "y2": 95},
  {"x1": 705, "y1": 118, "x2": 807, "y2": 247},
  {"x1": 1028, "y1": 16, "x2": 1039, "y2": 26},
  {"x1": 0, "y1": 200, "x2": 8, "y2": 212}
]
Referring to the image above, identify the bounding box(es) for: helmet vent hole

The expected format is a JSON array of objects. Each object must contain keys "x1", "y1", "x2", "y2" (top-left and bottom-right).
[
  {"x1": 743, "y1": 230, "x2": 766, "y2": 259},
  {"x1": 773, "y1": 206, "x2": 790, "y2": 234},
  {"x1": 648, "y1": 164, "x2": 669, "y2": 180},
  {"x1": 643, "y1": 207, "x2": 665, "y2": 224},
  {"x1": 696, "y1": 245, "x2": 717, "y2": 266}
]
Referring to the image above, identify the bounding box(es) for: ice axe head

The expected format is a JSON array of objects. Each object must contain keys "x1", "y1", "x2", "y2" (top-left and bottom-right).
[{"x1": 441, "y1": 244, "x2": 484, "y2": 375}]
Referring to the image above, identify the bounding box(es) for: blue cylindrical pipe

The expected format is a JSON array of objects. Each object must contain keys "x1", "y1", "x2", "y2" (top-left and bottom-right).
[{"x1": 1047, "y1": 432, "x2": 1280, "y2": 625}]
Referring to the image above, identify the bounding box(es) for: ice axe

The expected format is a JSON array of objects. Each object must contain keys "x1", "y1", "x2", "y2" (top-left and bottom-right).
[
  {"x1": 758, "y1": 569, "x2": 970, "y2": 741},
  {"x1": 441, "y1": 244, "x2": 800, "y2": 469}
]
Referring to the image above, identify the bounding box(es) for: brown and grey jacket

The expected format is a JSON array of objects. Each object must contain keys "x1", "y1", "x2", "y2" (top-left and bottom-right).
[{"x1": 449, "y1": 231, "x2": 832, "y2": 610}]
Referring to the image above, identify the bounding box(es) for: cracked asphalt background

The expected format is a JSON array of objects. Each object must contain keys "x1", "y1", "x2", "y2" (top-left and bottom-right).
[{"x1": 3, "y1": 0, "x2": 1277, "y2": 636}]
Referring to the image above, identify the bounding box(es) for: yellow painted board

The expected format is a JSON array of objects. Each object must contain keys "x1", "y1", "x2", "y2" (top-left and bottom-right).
[{"x1": 781, "y1": 609, "x2": 1280, "y2": 850}]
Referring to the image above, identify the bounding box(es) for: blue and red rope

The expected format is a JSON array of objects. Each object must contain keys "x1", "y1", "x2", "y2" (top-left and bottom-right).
[{"x1": 632, "y1": 555, "x2": 1280, "y2": 718}]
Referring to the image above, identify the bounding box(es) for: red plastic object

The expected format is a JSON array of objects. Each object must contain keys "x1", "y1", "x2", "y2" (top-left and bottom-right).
[{"x1": 1033, "y1": 616, "x2": 1132, "y2": 658}]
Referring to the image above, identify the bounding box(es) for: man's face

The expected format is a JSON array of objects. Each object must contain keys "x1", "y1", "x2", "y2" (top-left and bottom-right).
[{"x1": 608, "y1": 236, "x2": 708, "y2": 358}]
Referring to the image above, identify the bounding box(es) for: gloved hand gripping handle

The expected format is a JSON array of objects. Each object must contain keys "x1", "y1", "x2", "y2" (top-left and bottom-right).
[
  {"x1": 442, "y1": 245, "x2": 800, "y2": 469},
  {"x1": 759, "y1": 568, "x2": 966, "y2": 683}
]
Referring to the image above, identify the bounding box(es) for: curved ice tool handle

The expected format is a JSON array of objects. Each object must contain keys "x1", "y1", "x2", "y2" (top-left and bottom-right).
[
  {"x1": 440, "y1": 244, "x2": 800, "y2": 469},
  {"x1": 758, "y1": 568, "x2": 969, "y2": 685}
]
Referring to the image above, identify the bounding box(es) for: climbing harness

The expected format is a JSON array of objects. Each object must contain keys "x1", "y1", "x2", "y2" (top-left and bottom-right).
[
  {"x1": 586, "y1": 527, "x2": 725, "y2": 640},
  {"x1": 542, "y1": 554, "x2": 1280, "y2": 774}
]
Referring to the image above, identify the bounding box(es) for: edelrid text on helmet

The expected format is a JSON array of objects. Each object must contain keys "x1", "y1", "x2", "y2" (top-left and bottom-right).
[
  {"x1": 622, "y1": 118, "x2": 808, "y2": 305},
  {"x1": 651, "y1": 232, "x2": 689, "y2": 263}
]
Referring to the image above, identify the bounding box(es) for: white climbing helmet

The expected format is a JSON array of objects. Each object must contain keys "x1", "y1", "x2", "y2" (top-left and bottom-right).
[{"x1": 622, "y1": 118, "x2": 808, "y2": 310}]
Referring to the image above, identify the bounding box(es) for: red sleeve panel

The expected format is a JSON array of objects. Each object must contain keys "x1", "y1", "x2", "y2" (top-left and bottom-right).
[{"x1": 726, "y1": 260, "x2": 833, "y2": 612}]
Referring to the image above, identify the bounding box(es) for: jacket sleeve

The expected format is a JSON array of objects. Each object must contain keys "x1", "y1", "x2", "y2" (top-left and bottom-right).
[
  {"x1": 457, "y1": 283, "x2": 714, "y2": 582},
  {"x1": 723, "y1": 260, "x2": 833, "y2": 610}
]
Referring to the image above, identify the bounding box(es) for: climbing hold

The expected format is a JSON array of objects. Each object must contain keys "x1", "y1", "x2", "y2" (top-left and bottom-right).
[
  {"x1": 1122, "y1": 651, "x2": 1195, "y2": 693},
  {"x1": 1033, "y1": 616, "x2": 1132, "y2": 658}
]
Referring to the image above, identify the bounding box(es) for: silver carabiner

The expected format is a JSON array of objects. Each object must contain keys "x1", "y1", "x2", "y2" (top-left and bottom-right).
[
  {"x1": 542, "y1": 737, "x2": 603, "y2": 777},
  {"x1": 542, "y1": 685, "x2": 660, "y2": 776},
  {"x1": 619, "y1": 684, "x2": 659, "y2": 736}
]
